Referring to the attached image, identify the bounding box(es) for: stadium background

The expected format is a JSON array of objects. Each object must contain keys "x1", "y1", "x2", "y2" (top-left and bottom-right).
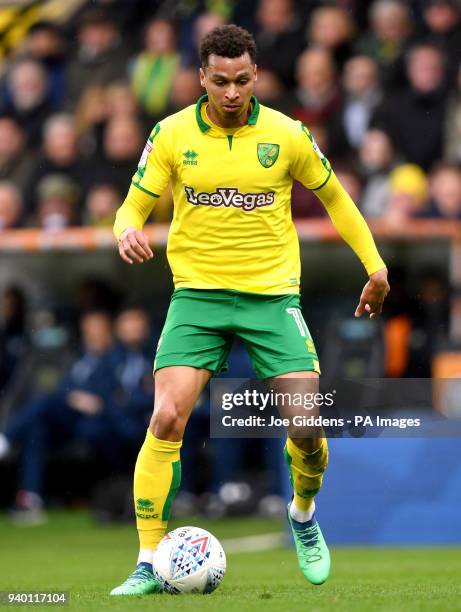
[{"x1": 0, "y1": 0, "x2": 460, "y2": 564}]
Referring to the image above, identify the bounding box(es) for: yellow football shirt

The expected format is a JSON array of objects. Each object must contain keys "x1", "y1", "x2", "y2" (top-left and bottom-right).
[{"x1": 114, "y1": 95, "x2": 384, "y2": 294}]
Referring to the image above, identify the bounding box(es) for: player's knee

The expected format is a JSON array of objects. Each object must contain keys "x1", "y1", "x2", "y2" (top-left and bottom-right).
[{"x1": 149, "y1": 399, "x2": 186, "y2": 439}]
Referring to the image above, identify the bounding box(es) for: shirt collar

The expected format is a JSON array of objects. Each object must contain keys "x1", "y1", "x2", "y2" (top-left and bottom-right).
[{"x1": 195, "y1": 94, "x2": 260, "y2": 133}]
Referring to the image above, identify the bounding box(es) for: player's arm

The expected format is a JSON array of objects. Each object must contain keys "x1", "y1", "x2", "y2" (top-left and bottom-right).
[
  {"x1": 290, "y1": 122, "x2": 389, "y2": 319},
  {"x1": 314, "y1": 173, "x2": 390, "y2": 319},
  {"x1": 113, "y1": 121, "x2": 172, "y2": 265},
  {"x1": 114, "y1": 185, "x2": 156, "y2": 264}
]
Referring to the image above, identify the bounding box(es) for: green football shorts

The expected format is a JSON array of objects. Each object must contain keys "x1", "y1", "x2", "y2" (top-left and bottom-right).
[{"x1": 154, "y1": 289, "x2": 320, "y2": 379}]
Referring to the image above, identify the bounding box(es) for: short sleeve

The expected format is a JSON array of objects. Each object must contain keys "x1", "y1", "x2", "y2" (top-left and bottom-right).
[
  {"x1": 290, "y1": 122, "x2": 332, "y2": 191},
  {"x1": 132, "y1": 121, "x2": 173, "y2": 197}
]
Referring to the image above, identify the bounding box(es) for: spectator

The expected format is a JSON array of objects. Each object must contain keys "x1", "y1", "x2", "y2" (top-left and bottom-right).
[
  {"x1": 75, "y1": 81, "x2": 140, "y2": 156},
  {"x1": 25, "y1": 113, "x2": 86, "y2": 217},
  {"x1": 373, "y1": 44, "x2": 447, "y2": 169},
  {"x1": 35, "y1": 174, "x2": 80, "y2": 230},
  {"x1": 253, "y1": 69, "x2": 288, "y2": 109},
  {"x1": 0, "y1": 286, "x2": 27, "y2": 391},
  {"x1": 329, "y1": 55, "x2": 382, "y2": 156},
  {"x1": 74, "y1": 84, "x2": 107, "y2": 157},
  {"x1": 130, "y1": 18, "x2": 180, "y2": 118},
  {"x1": 109, "y1": 306, "x2": 155, "y2": 450},
  {"x1": 0, "y1": 181, "x2": 23, "y2": 230},
  {"x1": 84, "y1": 183, "x2": 121, "y2": 227},
  {"x1": 1, "y1": 59, "x2": 55, "y2": 148},
  {"x1": 355, "y1": 0, "x2": 413, "y2": 88},
  {"x1": 22, "y1": 21, "x2": 67, "y2": 108},
  {"x1": 105, "y1": 81, "x2": 139, "y2": 119},
  {"x1": 306, "y1": 4, "x2": 355, "y2": 69},
  {"x1": 0, "y1": 118, "x2": 34, "y2": 190},
  {"x1": 65, "y1": 8, "x2": 128, "y2": 108},
  {"x1": 421, "y1": 0, "x2": 461, "y2": 78},
  {"x1": 359, "y1": 128, "x2": 396, "y2": 217},
  {"x1": 0, "y1": 310, "x2": 116, "y2": 523},
  {"x1": 290, "y1": 48, "x2": 342, "y2": 126},
  {"x1": 169, "y1": 68, "x2": 203, "y2": 110},
  {"x1": 426, "y1": 162, "x2": 461, "y2": 219},
  {"x1": 255, "y1": 0, "x2": 306, "y2": 87},
  {"x1": 383, "y1": 163, "x2": 429, "y2": 224},
  {"x1": 87, "y1": 115, "x2": 143, "y2": 193}
]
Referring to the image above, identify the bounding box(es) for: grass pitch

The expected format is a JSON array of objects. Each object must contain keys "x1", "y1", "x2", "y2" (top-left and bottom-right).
[{"x1": 0, "y1": 511, "x2": 460, "y2": 611}]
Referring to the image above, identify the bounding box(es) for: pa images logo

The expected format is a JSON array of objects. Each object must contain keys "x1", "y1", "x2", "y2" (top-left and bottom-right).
[{"x1": 257, "y1": 143, "x2": 279, "y2": 168}]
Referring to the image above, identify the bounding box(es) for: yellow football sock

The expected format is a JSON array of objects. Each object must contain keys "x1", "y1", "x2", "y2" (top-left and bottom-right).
[
  {"x1": 284, "y1": 437, "x2": 328, "y2": 512},
  {"x1": 134, "y1": 429, "x2": 182, "y2": 550}
]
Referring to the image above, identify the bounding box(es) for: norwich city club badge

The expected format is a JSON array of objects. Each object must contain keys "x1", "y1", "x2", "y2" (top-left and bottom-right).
[{"x1": 257, "y1": 143, "x2": 279, "y2": 168}]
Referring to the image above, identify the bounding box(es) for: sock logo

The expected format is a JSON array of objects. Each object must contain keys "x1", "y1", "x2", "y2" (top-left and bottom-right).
[
  {"x1": 135, "y1": 498, "x2": 159, "y2": 519},
  {"x1": 184, "y1": 186, "x2": 275, "y2": 212}
]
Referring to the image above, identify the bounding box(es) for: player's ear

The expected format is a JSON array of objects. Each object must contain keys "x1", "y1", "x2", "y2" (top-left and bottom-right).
[
  {"x1": 199, "y1": 67, "x2": 206, "y2": 88},
  {"x1": 254, "y1": 64, "x2": 258, "y2": 82}
]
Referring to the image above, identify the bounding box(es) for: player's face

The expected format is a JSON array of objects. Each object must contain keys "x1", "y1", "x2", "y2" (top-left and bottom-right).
[{"x1": 200, "y1": 53, "x2": 257, "y2": 126}]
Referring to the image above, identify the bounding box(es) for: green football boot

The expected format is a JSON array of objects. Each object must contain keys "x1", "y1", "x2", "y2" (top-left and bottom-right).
[
  {"x1": 110, "y1": 562, "x2": 162, "y2": 596},
  {"x1": 287, "y1": 504, "x2": 331, "y2": 585}
]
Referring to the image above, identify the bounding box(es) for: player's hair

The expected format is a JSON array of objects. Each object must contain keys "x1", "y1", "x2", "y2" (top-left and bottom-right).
[{"x1": 199, "y1": 24, "x2": 256, "y2": 67}]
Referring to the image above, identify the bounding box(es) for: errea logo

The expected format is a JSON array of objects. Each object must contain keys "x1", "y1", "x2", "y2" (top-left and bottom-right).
[
  {"x1": 135, "y1": 497, "x2": 158, "y2": 519},
  {"x1": 183, "y1": 150, "x2": 198, "y2": 165}
]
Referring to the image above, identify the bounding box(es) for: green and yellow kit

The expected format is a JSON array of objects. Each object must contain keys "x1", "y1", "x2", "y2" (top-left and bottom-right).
[{"x1": 114, "y1": 95, "x2": 385, "y2": 376}]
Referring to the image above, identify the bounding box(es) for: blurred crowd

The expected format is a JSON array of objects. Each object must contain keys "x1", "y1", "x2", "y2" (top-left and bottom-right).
[
  {"x1": 0, "y1": 0, "x2": 458, "y2": 520},
  {"x1": 0, "y1": 0, "x2": 460, "y2": 230}
]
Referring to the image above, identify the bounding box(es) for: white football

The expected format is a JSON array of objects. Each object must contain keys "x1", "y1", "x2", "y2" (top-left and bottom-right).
[{"x1": 152, "y1": 526, "x2": 226, "y2": 594}]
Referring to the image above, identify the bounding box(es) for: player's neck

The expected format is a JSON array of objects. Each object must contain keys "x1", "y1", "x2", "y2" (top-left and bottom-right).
[{"x1": 205, "y1": 102, "x2": 251, "y2": 129}]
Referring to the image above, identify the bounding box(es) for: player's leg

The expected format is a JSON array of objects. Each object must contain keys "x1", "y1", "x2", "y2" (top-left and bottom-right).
[
  {"x1": 112, "y1": 289, "x2": 233, "y2": 595},
  {"x1": 235, "y1": 293, "x2": 330, "y2": 585},
  {"x1": 273, "y1": 372, "x2": 327, "y2": 505},
  {"x1": 268, "y1": 371, "x2": 330, "y2": 585},
  {"x1": 111, "y1": 365, "x2": 211, "y2": 596},
  {"x1": 135, "y1": 366, "x2": 212, "y2": 562},
  {"x1": 274, "y1": 371, "x2": 330, "y2": 585}
]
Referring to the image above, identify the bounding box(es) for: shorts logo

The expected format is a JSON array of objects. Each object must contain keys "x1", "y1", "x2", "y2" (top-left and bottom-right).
[
  {"x1": 184, "y1": 186, "x2": 275, "y2": 212},
  {"x1": 257, "y1": 143, "x2": 279, "y2": 168}
]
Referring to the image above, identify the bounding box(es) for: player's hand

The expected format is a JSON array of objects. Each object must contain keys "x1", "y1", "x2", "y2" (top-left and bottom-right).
[
  {"x1": 118, "y1": 226, "x2": 154, "y2": 264},
  {"x1": 355, "y1": 268, "x2": 390, "y2": 320},
  {"x1": 66, "y1": 391, "x2": 103, "y2": 415}
]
